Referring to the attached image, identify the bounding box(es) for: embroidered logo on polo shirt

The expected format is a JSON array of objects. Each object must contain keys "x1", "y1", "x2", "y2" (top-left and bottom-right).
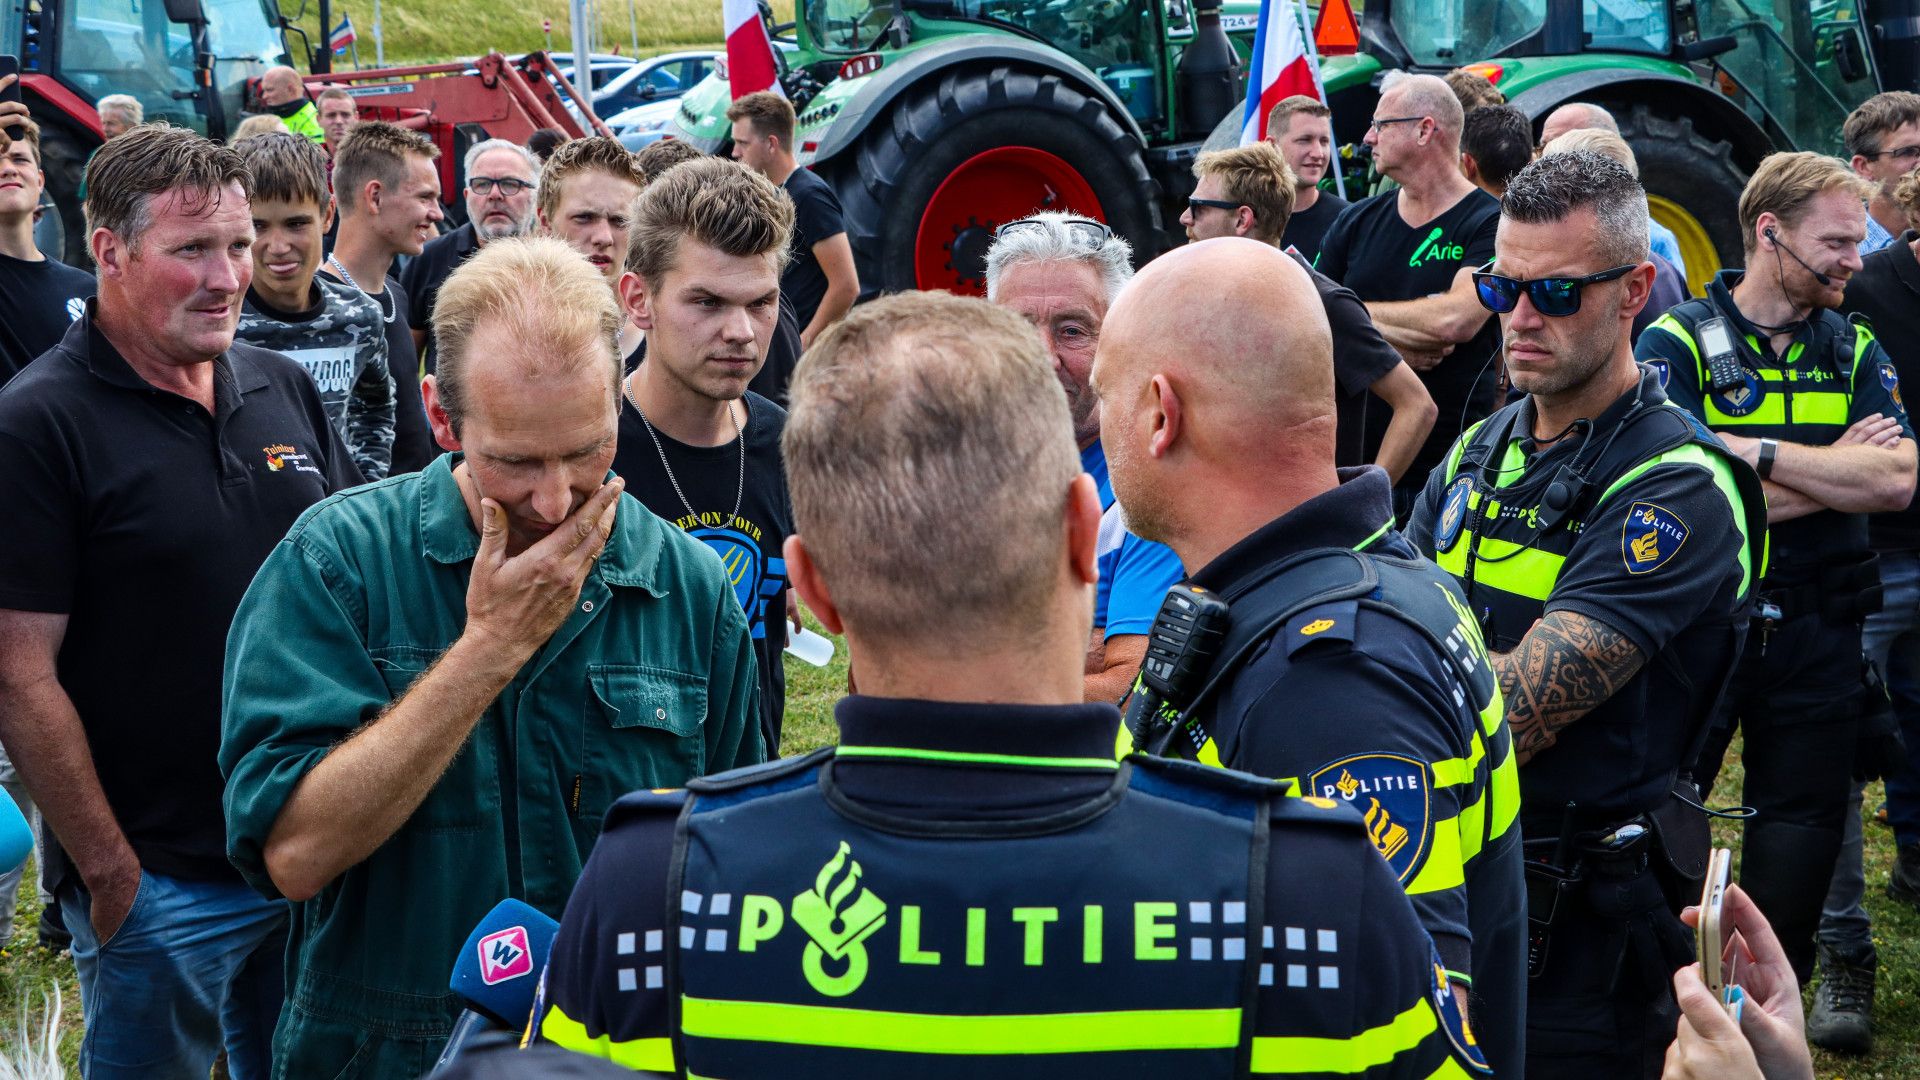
[
  {"x1": 1623, "y1": 502, "x2": 1687, "y2": 574},
  {"x1": 66, "y1": 297, "x2": 85, "y2": 323},
  {"x1": 262, "y1": 444, "x2": 322, "y2": 475},
  {"x1": 1309, "y1": 754, "x2": 1431, "y2": 882},
  {"x1": 1882, "y1": 361, "x2": 1905, "y2": 413}
]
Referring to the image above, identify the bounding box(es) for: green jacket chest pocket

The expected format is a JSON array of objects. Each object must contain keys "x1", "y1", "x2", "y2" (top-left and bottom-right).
[
  {"x1": 581, "y1": 663, "x2": 707, "y2": 819},
  {"x1": 372, "y1": 648, "x2": 500, "y2": 831}
]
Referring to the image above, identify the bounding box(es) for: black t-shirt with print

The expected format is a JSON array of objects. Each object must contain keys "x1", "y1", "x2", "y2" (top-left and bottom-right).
[
  {"x1": 1319, "y1": 189, "x2": 1501, "y2": 489},
  {"x1": 1282, "y1": 191, "x2": 1349, "y2": 270},
  {"x1": 613, "y1": 389, "x2": 793, "y2": 755},
  {"x1": 0, "y1": 252, "x2": 96, "y2": 387}
]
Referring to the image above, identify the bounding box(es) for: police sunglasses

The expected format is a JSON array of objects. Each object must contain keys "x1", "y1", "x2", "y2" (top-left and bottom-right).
[
  {"x1": 995, "y1": 217, "x2": 1114, "y2": 248},
  {"x1": 1472, "y1": 263, "x2": 1636, "y2": 317}
]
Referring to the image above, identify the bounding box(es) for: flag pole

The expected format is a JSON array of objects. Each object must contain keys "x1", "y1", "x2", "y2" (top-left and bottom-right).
[
  {"x1": 374, "y1": 0, "x2": 385, "y2": 66},
  {"x1": 1293, "y1": 0, "x2": 1345, "y2": 200}
]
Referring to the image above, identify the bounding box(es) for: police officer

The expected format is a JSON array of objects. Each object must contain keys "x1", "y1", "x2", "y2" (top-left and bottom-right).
[
  {"x1": 531, "y1": 292, "x2": 1487, "y2": 1080},
  {"x1": 1636, "y1": 151, "x2": 1917, "y2": 984},
  {"x1": 1412, "y1": 151, "x2": 1767, "y2": 1080},
  {"x1": 1095, "y1": 237, "x2": 1519, "y2": 1078}
]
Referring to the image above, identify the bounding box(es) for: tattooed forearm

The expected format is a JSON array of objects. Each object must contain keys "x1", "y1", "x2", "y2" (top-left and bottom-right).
[{"x1": 1491, "y1": 611, "x2": 1644, "y2": 765}]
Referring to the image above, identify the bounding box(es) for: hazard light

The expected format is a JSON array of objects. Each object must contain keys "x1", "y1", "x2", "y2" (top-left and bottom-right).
[
  {"x1": 839, "y1": 54, "x2": 883, "y2": 80},
  {"x1": 1313, "y1": 0, "x2": 1360, "y2": 56},
  {"x1": 1458, "y1": 62, "x2": 1505, "y2": 85}
]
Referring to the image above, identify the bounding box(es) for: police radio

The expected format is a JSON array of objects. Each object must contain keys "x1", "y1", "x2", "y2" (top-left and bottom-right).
[
  {"x1": 1124, "y1": 585, "x2": 1232, "y2": 757},
  {"x1": 1697, "y1": 317, "x2": 1746, "y2": 394}
]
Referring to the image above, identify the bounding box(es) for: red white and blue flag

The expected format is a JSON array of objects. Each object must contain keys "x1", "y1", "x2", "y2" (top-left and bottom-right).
[
  {"x1": 722, "y1": 0, "x2": 783, "y2": 99},
  {"x1": 1238, "y1": 0, "x2": 1324, "y2": 144},
  {"x1": 329, "y1": 16, "x2": 356, "y2": 54}
]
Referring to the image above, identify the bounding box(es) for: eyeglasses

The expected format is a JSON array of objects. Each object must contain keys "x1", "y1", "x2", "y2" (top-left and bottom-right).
[
  {"x1": 1473, "y1": 263, "x2": 1637, "y2": 317},
  {"x1": 1863, "y1": 144, "x2": 1920, "y2": 164},
  {"x1": 468, "y1": 176, "x2": 535, "y2": 196},
  {"x1": 1186, "y1": 196, "x2": 1244, "y2": 214},
  {"x1": 1368, "y1": 116, "x2": 1426, "y2": 133},
  {"x1": 995, "y1": 217, "x2": 1114, "y2": 248}
]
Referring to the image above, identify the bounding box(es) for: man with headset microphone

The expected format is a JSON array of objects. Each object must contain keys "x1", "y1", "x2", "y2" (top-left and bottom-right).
[
  {"x1": 1636, "y1": 152, "x2": 1916, "y2": 990},
  {"x1": 1409, "y1": 151, "x2": 1767, "y2": 1079}
]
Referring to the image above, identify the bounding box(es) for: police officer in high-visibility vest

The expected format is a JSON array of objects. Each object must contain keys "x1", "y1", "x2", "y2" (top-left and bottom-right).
[
  {"x1": 1635, "y1": 150, "x2": 1918, "y2": 984},
  {"x1": 1408, "y1": 151, "x2": 1767, "y2": 1080},
  {"x1": 1095, "y1": 238, "x2": 1523, "y2": 1078},
  {"x1": 530, "y1": 292, "x2": 1489, "y2": 1080}
]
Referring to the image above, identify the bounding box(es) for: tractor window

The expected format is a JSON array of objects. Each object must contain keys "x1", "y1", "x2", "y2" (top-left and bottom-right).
[
  {"x1": 807, "y1": 0, "x2": 893, "y2": 52},
  {"x1": 1584, "y1": 0, "x2": 1668, "y2": 55},
  {"x1": 1389, "y1": 0, "x2": 1545, "y2": 64},
  {"x1": 1695, "y1": 0, "x2": 1863, "y2": 155},
  {"x1": 55, "y1": 0, "x2": 195, "y2": 127},
  {"x1": 961, "y1": 0, "x2": 1153, "y2": 77}
]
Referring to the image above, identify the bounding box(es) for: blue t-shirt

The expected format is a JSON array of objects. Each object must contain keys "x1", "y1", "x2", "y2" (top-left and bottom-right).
[{"x1": 1082, "y1": 441, "x2": 1185, "y2": 639}]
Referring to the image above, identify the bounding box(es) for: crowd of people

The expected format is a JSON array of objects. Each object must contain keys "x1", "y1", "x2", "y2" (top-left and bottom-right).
[{"x1": 0, "y1": 59, "x2": 1915, "y2": 1080}]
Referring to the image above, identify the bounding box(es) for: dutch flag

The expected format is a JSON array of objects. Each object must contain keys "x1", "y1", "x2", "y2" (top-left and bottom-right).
[
  {"x1": 722, "y1": 0, "x2": 782, "y2": 99},
  {"x1": 1238, "y1": 0, "x2": 1324, "y2": 145},
  {"x1": 329, "y1": 16, "x2": 356, "y2": 55}
]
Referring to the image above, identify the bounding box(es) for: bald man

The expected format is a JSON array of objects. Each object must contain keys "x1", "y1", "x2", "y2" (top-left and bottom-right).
[
  {"x1": 1318, "y1": 72, "x2": 1501, "y2": 513},
  {"x1": 1536, "y1": 101, "x2": 1690, "y2": 277},
  {"x1": 1096, "y1": 237, "x2": 1526, "y2": 1079},
  {"x1": 255, "y1": 66, "x2": 325, "y2": 145}
]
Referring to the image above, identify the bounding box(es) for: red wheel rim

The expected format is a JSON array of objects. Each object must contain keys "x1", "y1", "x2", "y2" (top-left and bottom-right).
[{"x1": 914, "y1": 145, "x2": 1105, "y2": 295}]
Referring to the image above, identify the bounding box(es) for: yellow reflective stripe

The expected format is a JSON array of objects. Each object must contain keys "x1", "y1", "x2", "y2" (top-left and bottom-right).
[
  {"x1": 1705, "y1": 395, "x2": 1788, "y2": 426},
  {"x1": 1249, "y1": 998, "x2": 1439, "y2": 1074},
  {"x1": 1113, "y1": 719, "x2": 1134, "y2": 762},
  {"x1": 1455, "y1": 786, "x2": 1487, "y2": 864},
  {"x1": 1599, "y1": 442, "x2": 1756, "y2": 597},
  {"x1": 1430, "y1": 735, "x2": 1482, "y2": 789},
  {"x1": 1488, "y1": 747, "x2": 1520, "y2": 840},
  {"x1": 1425, "y1": 1056, "x2": 1483, "y2": 1080},
  {"x1": 681, "y1": 997, "x2": 1242, "y2": 1053},
  {"x1": 1786, "y1": 391, "x2": 1851, "y2": 424},
  {"x1": 1197, "y1": 738, "x2": 1224, "y2": 768},
  {"x1": 538, "y1": 1006, "x2": 676, "y2": 1070},
  {"x1": 1455, "y1": 534, "x2": 1563, "y2": 602},
  {"x1": 1406, "y1": 816, "x2": 1465, "y2": 894}
]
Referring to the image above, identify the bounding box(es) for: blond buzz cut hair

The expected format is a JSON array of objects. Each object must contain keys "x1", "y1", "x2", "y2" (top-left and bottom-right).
[
  {"x1": 624, "y1": 156, "x2": 793, "y2": 286},
  {"x1": 784, "y1": 290, "x2": 1080, "y2": 649},
  {"x1": 536, "y1": 135, "x2": 647, "y2": 223},
  {"x1": 1738, "y1": 151, "x2": 1877, "y2": 257},
  {"x1": 1193, "y1": 141, "x2": 1297, "y2": 244},
  {"x1": 1265, "y1": 94, "x2": 1330, "y2": 143},
  {"x1": 331, "y1": 120, "x2": 438, "y2": 213},
  {"x1": 430, "y1": 236, "x2": 623, "y2": 433}
]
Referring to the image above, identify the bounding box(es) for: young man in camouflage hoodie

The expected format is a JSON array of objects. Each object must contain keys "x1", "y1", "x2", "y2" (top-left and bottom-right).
[{"x1": 235, "y1": 133, "x2": 393, "y2": 480}]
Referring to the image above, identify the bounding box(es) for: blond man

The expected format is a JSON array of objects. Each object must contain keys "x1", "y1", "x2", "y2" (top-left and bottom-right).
[
  {"x1": 221, "y1": 236, "x2": 764, "y2": 1075},
  {"x1": 537, "y1": 135, "x2": 647, "y2": 283}
]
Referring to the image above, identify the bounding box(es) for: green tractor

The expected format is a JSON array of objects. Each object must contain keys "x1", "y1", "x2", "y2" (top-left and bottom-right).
[
  {"x1": 1282, "y1": 0, "x2": 1920, "y2": 293},
  {"x1": 669, "y1": 0, "x2": 1268, "y2": 293},
  {"x1": 669, "y1": 0, "x2": 1919, "y2": 295}
]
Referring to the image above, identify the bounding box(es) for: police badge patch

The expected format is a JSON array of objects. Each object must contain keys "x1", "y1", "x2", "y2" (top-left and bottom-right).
[
  {"x1": 1430, "y1": 945, "x2": 1495, "y2": 1074},
  {"x1": 1435, "y1": 476, "x2": 1473, "y2": 555},
  {"x1": 1882, "y1": 361, "x2": 1905, "y2": 414},
  {"x1": 1622, "y1": 501, "x2": 1688, "y2": 575},
  {"x1": 1645, "y1": 357, "x2": 1670, "y2": 389},
  {"x1": 1307, "y1": 754, "x2": 1431, "y2": 883},
  {"x1": 1710, "y1": 359, "x2": 1766, "y2": 417}
]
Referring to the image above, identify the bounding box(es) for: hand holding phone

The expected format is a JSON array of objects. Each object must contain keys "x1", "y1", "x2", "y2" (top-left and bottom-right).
[
  {"x1": 1698, "y1": 847, "x2": 1735, "y2": 1011},
  {"x1": 0, "y1": 57, "x2": 27, "y2": 141}
]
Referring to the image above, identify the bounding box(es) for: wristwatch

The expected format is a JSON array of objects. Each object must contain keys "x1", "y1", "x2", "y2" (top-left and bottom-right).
[{"x1": 1757, "y1": 438, "x2": 1778, "y2": 480}]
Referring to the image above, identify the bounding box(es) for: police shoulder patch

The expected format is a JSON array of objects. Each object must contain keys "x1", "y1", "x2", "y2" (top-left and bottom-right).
[
  {"x1": 1434, "y1": 476, "x2": 1474, "y2": 555},
  {"x1": 1285, "y1": 600, "x2": 1359, "y2": 655},
  {"x1": 1430, "y1": 946, "x2": 1495, "y2": 1074},
  {"x1": 1306, "y1": 753, "x2": 1431, "y2": 883},
  {"x1": 1622, "y1": 500, "x2": 1688, "y2": 575},
  {"x1": 1645, "y1": 357, "x2": 1671, "y2": 389},
  {"x1": 1880, "y1": 361, "x2": 1907, "y2": 414}
]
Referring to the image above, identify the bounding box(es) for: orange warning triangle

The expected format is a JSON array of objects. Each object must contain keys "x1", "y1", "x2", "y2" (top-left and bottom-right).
[{"x1": 1315, "y1": 0, "x2": 1360, "y2": 55}]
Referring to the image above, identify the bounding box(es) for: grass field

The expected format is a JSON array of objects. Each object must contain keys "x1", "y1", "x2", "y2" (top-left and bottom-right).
[
  {"x1": 297, "y1": 0, "x2": 789, "y2": 69},
  {"x1": 1, "y1": 631, "x2": 1917, "y2": 1076}
]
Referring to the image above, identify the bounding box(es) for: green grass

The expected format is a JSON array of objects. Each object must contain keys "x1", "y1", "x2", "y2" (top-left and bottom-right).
[
  {"x1": 297, "y1": 0, "x2": 791, "y2": 69},
  {"x1": 5, "y1": 632, "x2": 1918, "y2": 1080}
]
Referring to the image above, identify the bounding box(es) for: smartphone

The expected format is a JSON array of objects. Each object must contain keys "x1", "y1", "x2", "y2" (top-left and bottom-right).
[
  {"x1": 1698, "y1": 847, "x2": 1737, "y2": 1014},
  {"x1": 0, "y1": 55, "x2": 22, "y2": 141}
]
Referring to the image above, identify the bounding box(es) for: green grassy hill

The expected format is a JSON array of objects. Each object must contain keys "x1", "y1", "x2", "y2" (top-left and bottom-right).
[{"x1": 297, "y1": 0, "x2": 793, "y2": 68}]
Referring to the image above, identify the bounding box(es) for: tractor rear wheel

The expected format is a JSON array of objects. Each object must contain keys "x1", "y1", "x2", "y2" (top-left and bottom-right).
[
  {"x1": 832, "y1": 65, "x2": 1161, "y2": 295},
  {"x1": 1611, "y1": 104, "x2": 1747, "y2": 295}
]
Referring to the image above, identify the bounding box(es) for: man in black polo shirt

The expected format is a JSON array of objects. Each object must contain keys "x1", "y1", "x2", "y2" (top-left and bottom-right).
[
  {"x1": 0, "y1": 126, "x2": 357, "y2": 1080},
  {"x1": 0, "y1": 118, "x2": 94, "y2": 386},
  {"x1": 728, "y1": 91, "x2": 859, "y2": 349},
  {"x1": 1319, "y1": 72, "x2": 1501, "y2": 513},
  {"x1": 401, "y1": 138, "x2": 539, "y2": 371}
]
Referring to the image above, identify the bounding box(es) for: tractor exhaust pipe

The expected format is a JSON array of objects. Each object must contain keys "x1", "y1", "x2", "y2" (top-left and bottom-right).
[{"x1": 1176, "y1": 0, "x2": 1241, "y2": 140}]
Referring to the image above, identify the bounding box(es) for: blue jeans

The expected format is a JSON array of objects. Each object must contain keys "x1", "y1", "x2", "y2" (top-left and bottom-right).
[
  {"x1": 59, "y1": 869, "x2": 288, "y2": 1080},
  {"x1": 1820, "y1": 549, "x2": 1920, "y2": 956}
]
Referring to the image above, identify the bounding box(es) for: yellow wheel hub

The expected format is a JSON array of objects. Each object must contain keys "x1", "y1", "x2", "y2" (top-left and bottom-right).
[{"x1": 1648, "y1": 193, "x2": 1721, "y2": 296}]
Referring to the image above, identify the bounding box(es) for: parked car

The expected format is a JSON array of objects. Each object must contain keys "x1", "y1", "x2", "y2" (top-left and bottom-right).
[
  {"x1": 594, "y1": 52, "x2": 717, "y2": 117},
  {"x1": 555, "y1": 53, "x2": 639, "y2": 92},
  {"x1": 608, "y1": 96, "x2": 683, "y2": 148}
]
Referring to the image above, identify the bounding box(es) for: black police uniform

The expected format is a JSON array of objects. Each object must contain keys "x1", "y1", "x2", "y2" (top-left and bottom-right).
[
  {"x1": 1122, "y1": 466, "x2": 1524, "y2": 1080},
  {"x1": 1637, "y1": 270, "x2": 1913, "y2": 979},
  {"x1": 1408, "y1": 363, "x2": 1766, "y2": 1080},
  {"x1": 532, "y1": 697, "x2": 1489, "y2": 1079}
]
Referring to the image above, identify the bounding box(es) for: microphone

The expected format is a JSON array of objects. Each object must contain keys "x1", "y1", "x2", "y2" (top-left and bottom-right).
[
  {"x1": 0, "y1": 793, "x2": 29, "y2": 875},
  {"x1": 433, "y1": 898, "x2": 561, "y2": 1068},
  {"x1": 1765, "y1": 226, "x2": 1832, "y2": 286}
]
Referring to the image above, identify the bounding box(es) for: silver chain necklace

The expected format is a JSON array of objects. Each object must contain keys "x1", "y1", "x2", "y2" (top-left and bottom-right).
[
  {"x1": 624, "y1": 371, "x2": 745, "y2": 526},
  {"x1": 327, "y1": 255, "x2": 398, "y2": 324}
]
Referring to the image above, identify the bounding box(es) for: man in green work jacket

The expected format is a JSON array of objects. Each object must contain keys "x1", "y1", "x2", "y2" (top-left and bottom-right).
[{"x1": 220, "y1": 236, "x2": 764, "y2": 1077}]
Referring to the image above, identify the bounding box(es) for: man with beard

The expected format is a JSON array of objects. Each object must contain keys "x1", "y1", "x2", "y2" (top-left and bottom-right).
[
  {"x1": 402, "y1": 139, "x2": 540, "y2": 370},
  {"x1": 1417, "y1": 151, "x2": 1767, "y2": 1078},
  {"x1": 1638, "y1": 151, "x2": 1916, "y2": 989}
]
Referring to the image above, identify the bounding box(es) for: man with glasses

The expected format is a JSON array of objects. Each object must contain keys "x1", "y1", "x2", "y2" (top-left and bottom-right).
[
  {"x1": 1844, "y1": 91, "x2": 1920, "y2": 255},
  {"x1": 1411, "y1": 151, "x2": 1766, "y2": 1079},
  {"x1": 401, "y1": 139, "x2": 540, "y2": 371},
  {"x1": 1318, "y1": 72, "x2": 1501, "y2": 515},
  {"x1": 1638, "y1": 152, "x2": 1916, "y2": 1006}
]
